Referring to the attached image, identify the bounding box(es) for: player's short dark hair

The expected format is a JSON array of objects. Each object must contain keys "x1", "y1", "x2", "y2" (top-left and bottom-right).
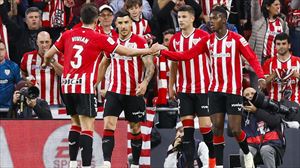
[
  {"x1": 25, "y1": 7, "x2": 42, "y2": 18},
  {"x1": 80, "y1": 3, "x2": 99, "y2": 24},
  {"x1": 274, "y1": 33, "x2": 290, "y2": 44},
  {"x1": 125, "y1": 0, "x2": 142, "y2": 9},
  {"x1": 211, "y1": 4, "x2": 228, "y2": 19},
  {"x1": 178, "y1": 5, "x2": 196, "y2": 16},
  {"x1": 163, "y1": 29, "x2": 175, "y2": 36},
  {"x1": 115, "y1": 10, "x2": 131, "y2": 20}
]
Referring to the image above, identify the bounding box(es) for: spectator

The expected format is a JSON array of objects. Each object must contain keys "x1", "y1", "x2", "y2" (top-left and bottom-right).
[
  {"x1": 247, "y1": 0, "x2": 289, "y2": 89},
  {"x1": 125, "y1": 0, "x2": 153, "y2": 44},
  {"x1": 0, "y1": 40, "x2": 22, "y2": 115},
  {"x1": 98, "y1": 4, "x2": 118, "y2": 37},
  {"x1": 164, "y1": 122, "x2": 209, "y2": 168},
  {"x1": 20, "y1": 31, "x2": 63, "y2": 105},
  {"x1": 263, "y1": 33, "x2": 300, "y2": 103},
  {"x1": 241, "y1": 87, "x2": 286, "y2": 168},
  {"x1": 286, "y1": 0, "x2": 300, "y2": 56},
  {"x1": 249, "y1": 0, "x2": 289, "y2": 64},
  {"x1": 8, "y1": 80, "x2": 53, "y2": 119},
  {"x1": 110, "y1": 0, "x2": 153, "y2": 20}
]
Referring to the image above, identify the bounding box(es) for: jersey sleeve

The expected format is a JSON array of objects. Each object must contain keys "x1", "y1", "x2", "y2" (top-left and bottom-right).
[
  {"x1": 54, "y1": 33, "x2": 65, "y2": 53},
  {"x1": 97, "y1": 34, "x2": 118, "y2": 54},
  {"x1": 238, "y1": 36, "x2": 265, "y2": 79},
  {"x1": 162, "y1": 36, "x2": 209, "y2": 61},
  {"x1": 262, "y1": 58, "x2": 272, "y2": 77},
  {"x1": 20, "y1": 53, "x2": 27, "y2": 72}
]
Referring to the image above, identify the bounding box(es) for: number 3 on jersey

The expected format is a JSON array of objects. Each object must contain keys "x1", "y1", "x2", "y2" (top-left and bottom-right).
[{"x1": 71, "y1": 45, "x2": 83, "y2": 69}]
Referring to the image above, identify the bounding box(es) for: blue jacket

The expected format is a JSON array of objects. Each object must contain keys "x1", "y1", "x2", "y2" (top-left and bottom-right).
[{"x1": 0, "y1": 60, "x2": 21, "y2": 108}]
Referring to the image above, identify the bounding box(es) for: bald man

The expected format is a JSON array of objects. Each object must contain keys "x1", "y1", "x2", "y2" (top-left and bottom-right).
[
  {"x1": 241, "y1": 87, "x2": 286, "y2": 168},
  {"x1": 20, "y1": 31, "x2": 63, "y2": 105}
]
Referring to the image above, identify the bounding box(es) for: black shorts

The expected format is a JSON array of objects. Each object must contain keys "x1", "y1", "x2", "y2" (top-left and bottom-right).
[
  {"x1": 62, "y1": 93, "x2": 98, "y2": 117},
  {"x1": 208, "y1": 92, "x2": 243, "y2": 115},
  {"x1": 103, "y1": 91, "x2": 146, "y2": 122},
  {"x1": 177, "y1": 93, "x2": 209, "y2": 117}
]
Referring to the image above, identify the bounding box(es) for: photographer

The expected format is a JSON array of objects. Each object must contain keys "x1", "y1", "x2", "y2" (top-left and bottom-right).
[
  {"x1": 164, "y1": 122, "x2": 209, "y2": 168},
  {"x1": 240, "y1": 87, "x2": 285, "y2": 168},
  {"x1": 7, "y1": 80, "x2": 52, "y2": 119}
]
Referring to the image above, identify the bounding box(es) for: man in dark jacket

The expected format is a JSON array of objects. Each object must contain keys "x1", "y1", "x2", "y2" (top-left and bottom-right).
[
  {"x1": 8, "y1": 80, "x2": 52, "y2": 119},
  {"x1": 241, "y1": 87, "x2": 285, "y2": 168}
]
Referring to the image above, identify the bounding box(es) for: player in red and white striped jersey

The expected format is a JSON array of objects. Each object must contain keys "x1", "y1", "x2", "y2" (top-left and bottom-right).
[
  {"x1": 167, "y1": 5, "x2": 216, "y2": 167},
  {"x1": 263, "y1": 33, "x2": 300, "y2": 103},
  {"x1": 42, "y1": 4, "x2": 158, "y2": 168},
  {"x1": 97, "y1": 11, "x2": 154, "y2": 168},
  {"x1": 125, "y1": 0, "x2": 153, "y2": 44},
  {"x1": 21, "y1": 31, "x2": 63, "y2": 105},
  {"x1": 156, "y1": 6, "x2": 267, "y2": 167}
]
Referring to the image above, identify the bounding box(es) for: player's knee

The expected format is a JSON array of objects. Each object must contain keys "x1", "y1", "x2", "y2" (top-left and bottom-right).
[
  {"x1": 104, "y1": 119, "x2": 117, "y2": 130},
  {"x1": 212, "y1": 126, "x2": 223, "y2": 136}
]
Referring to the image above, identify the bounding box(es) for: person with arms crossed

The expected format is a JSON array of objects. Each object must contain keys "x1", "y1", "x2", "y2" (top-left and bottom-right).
[
  {"x1": 154, "y1": 5, "x2": 266, "y2": 168},
  {"x1": 42, "y1": 4, "x2": 158, "y2": 168},
  {"x1": 96, "y1": 10, "x2": 155, "y2": 168},
  {"x1": 167, "y1": 5, "x2": 215, "y2": 168}
]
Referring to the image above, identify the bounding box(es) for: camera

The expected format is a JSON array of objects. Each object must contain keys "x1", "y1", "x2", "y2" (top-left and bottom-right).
[
  {"x1": 250, "y1": 91, "x2": 299, "y2": 116},
  {"x1": 19, "y1": 86, "x2": 40, "y2": 100}
]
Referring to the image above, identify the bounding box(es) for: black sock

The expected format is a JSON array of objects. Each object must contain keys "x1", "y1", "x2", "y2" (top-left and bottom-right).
[
  {"x1": 102, "y1": 129, "x2": 115, "y2": 162},
  {"x1": 183, "y1": 127, "x2": 195, "y2": 168},
  {"x1": 131, "y1": 132, "x2": 142, "y2": 165},
  {"x1": 68, "y1": 126, "x2": 81, "y2": 161},
  {"x1": 215, "y1": 144, "x2": 225, "y2": 165},
  {"x1": 202, "y1": 131, "x2": 215, "y2": 158},
  {"x1": 239, "y1": 139, "x2": 250, "y2": 154},
  {"x1": 79, "y1": 130, "x2": 93, "y2": 166}
]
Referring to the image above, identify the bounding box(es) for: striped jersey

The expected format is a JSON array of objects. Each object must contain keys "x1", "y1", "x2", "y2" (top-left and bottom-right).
[
  {"x1": 54, "y1": 27, "x2": 118, "y2": 94},
  {"x1": 131, "y1": 18, "x2": 152, "y2": 40},
  {"x1": 263, "y1": 18, "x2": 283, "y2": 58},
  {"x1": 200, "y1": 0, "x2": 232, "y2": 16},
  {"x1": 161, "y1": 30, "x2": 265, "y2": 96},
  {"x1": 106, "y1": 33, "x2": 148, "y2": 96},
  {"x1": 169, "y1": 28, "x2": 210, "y2": 93},
  {"x1": 263, "y1": 55, "x2": 300, "y2": 103},
  {"x1": 20, "y1": 50, "x2": 63, "y2": 105}
]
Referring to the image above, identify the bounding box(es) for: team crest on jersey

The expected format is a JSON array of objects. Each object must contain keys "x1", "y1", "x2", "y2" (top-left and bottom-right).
[
  {"x1": 192, "y1": 38, "x2": 201, "y2": 45},
  {"x1": 4, "y1": 69, "x2": 10, "y2": 76},
  {"x1": 225, "y1": 42, "x2": 232, "y2": 48},
  {"x1": 175, "y1": 41, "x2": 180, "y2": 46}
]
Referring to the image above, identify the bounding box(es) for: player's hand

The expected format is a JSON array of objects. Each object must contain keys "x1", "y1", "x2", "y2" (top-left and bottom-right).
[
  {"x1": 150, "y1": 43, "x2": 167, "y2": 54},
  {"x1": 0, "y1": 0, "x2": 4, "y2": 5},
  {"x1": 41, "y1": 62, "x2": 49, "y2": 69},
  {"x1": 169, "y1": 88, "x2": 176, "y2": 100},
  {"x1": 136, "y1": 81, "x2": 148, "y2": 96},
  {"x1": 258, "y1": 78, "x2": 266, "y2": 90},
  {"x1": 100, "y1": 89, "x2": 107, "y2": 97}
]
